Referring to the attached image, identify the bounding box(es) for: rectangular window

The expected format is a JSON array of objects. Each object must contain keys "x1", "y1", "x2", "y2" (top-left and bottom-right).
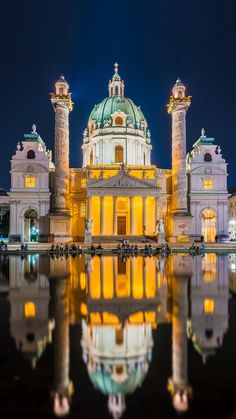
[
  {"x1": 25, "y1": 176, "x2": 36, "y2": 188},
  {"x1": 80, "y1": 202, "x2": 86, "y2": 218},
  {"x1": 203, "y1": 179, "x2": 213, "y2": 189},
  {"x1": 24, "y1": 302, "x2": 36, "y2": 318},
  {"x1": 204, "y1": 298, "x2": 215, "y2": 313},
  {"x1": 81, "y1": 178, "x2": 86, "y2": 188}
]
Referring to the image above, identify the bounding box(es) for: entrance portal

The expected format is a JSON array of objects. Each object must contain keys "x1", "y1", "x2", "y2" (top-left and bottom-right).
[
  {"x1": 201, "y1": 209, "x2": 217, "y2": 242},
  {"x1": 117, "y1": 216, "x2": 126, "y2": 235},
  {"x1": 24, "y1": 209, "x2": 39, "y2": 242}
]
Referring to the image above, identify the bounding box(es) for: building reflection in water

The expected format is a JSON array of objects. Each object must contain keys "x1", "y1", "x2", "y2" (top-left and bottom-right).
[{"x1": 0, "y1": 252, "x2": 232, "y2": 418}]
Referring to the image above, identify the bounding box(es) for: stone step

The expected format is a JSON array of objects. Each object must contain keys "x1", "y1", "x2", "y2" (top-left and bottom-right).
[{"x1": 92, "y1": 235, "x2": 156, "y2": 243}]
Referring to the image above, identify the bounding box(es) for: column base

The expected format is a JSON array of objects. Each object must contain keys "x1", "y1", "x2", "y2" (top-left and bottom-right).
[
  {"x1": 168, "y1": 213, "x2": 192, "y2": 243},
  {"x1": 49, "y1": 213, "x2": 72, "y2": 243}
]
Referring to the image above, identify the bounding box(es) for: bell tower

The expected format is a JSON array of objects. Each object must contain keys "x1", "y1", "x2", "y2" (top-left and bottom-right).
[{"x1": 49, "y1": 75, "x2": 73, "y2": 242}]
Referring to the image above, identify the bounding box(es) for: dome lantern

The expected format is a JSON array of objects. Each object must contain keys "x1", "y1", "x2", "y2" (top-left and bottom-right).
[{"x1": 108, "y1": 63, "x2": 125, "y2": 97}]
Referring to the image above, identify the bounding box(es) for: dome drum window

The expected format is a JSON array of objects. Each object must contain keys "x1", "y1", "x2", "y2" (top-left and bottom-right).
[
  {"x1": 115, "y1": 145, "x2": 124, "y2": 163},
  {"x1": 114, "y1": 116, "x2": 124, "y2": 126}
]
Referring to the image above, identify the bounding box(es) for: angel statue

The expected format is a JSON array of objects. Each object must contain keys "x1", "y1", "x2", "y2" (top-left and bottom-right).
[{"x1": 85, "y1": 219, "x2": 93, "y2": 234}]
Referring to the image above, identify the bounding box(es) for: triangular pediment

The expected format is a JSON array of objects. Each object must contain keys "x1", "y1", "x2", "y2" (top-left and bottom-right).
[{"x1": 87, "y1": 170, "x2": 157, "y2": 189}]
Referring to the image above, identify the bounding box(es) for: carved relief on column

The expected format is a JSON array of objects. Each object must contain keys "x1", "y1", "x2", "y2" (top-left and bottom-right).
[
  {"x1": 54, "y1": 105, "x2": 70, "y2": 212},
  {"x1": 172, "y1": 110, "x2": 188, "y2": 213},
  {"x1": 50, "y1": 77, "x2": 73, "y2": 215}
]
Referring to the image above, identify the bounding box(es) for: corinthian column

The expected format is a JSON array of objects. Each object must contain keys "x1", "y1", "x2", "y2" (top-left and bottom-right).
[
  {"x1": 50, "y1": 75, "x2": 73, "y2": 214},
  {"x1": 167, "y1": 80, "x2": 191, "y2": 215}
]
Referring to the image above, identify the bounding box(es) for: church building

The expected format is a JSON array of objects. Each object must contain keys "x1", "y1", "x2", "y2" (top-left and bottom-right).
[{"x1": 8, "y1": 65, "x2": 228, "y2": 243}]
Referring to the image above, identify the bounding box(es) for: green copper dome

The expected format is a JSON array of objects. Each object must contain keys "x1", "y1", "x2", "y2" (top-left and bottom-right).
[
  {"x1": 89, "y1": 366, "x2": 147, "y2": 396},
  {"x1": 89, "y1": 96, "x2": 146, "y2": 128}
]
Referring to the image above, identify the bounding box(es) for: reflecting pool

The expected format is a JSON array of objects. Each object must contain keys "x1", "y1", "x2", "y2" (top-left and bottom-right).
[{"x1": 0, "y1": 253, "x2": 236, "y2": 418}]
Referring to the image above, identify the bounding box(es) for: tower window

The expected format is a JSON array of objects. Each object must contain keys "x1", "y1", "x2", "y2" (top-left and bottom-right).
[
  {"x1": 204, "y1": 153, "x2": 212, "y2": 162},
  {"x1": 115, "y1": 145, "x2": 124, "y2": 163},
  {"x1": 115, "y1": 86, "x2": 119, "y2": 96},
  {"x1": 115, "y1": 116, "x2": 123, "y2": 126},
  {"x1": 25, "y1": 176, "x2": 36, "y2": 188},
  {"x1": 27, "y1": 150, "x2": 35, "y2": 159},
  {"x1": 59, "y1": 87, "x2": 63, "y2": 95},
  {"x1": 81, "y1": 178, "x2": 86, "y2": 188},
  {"x1": 80, "y1": 202, "x2": 86, "y2": 218},
  {"x1": 203, "y1": 179, "x2": 213, "y2": 189},
  {"x1": 204, "y1": 298, "x2": 215, "y2": 313},
  {"x1": 24, "y1": 302, "x2": 36, "y2": 318}
]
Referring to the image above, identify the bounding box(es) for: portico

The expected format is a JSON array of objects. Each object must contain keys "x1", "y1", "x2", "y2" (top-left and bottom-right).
[{"x1": 86, "y1": 170, "x2": 160, "y2": 236}]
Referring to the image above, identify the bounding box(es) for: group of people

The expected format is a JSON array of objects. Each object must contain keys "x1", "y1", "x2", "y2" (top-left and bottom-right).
[
  {"x1": 0, "y1": 240, "x2": 7, "y2": 251},
  {"x1": 189, "y1": 242, "x2": 206, "y2": 253},
  {"x1": 117, "y1": 241, "x2": 139, "y2": 255},
  {"x1": 20, "y1": 243, "x2": 28, "y2": 251},
  {"x1": 49, "y1": 243, "x2": 82, "y2": 253},
  {"x1": 90, "y1": 243, "x2": 103, "y2": 253}
]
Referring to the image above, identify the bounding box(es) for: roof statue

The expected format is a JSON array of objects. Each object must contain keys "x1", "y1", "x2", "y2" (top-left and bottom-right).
[{"x1": 32, "y1": 124, "x2": 37, "y2": 134}]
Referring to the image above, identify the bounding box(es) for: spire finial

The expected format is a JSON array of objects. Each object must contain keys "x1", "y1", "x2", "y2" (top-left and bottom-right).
[
  {"x1": 201, "y1": 128, "x2": 205, "y2": 137},
  {"x1": 114, "y1": 62, "x2": 119, "y2": 74}
]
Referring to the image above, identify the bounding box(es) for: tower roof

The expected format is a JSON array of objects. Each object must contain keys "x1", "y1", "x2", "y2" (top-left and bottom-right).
[
  {"x1": 174, "y1": 78, "x2": 185, "y2": 87},
  {"x1": 56, "y1": 74, "x2": 68, "y2": 85},
  {"x1": 192, "y1": 128, "x2": 215, "y2": 147},
  {"x1": 23, "y1": 125, "x2": 44, "y2": 144}
]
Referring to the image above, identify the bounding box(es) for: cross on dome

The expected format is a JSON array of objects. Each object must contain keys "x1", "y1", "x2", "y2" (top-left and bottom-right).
[{"x1": 114, "y1": 62, "x2": 119, "y2": 74}]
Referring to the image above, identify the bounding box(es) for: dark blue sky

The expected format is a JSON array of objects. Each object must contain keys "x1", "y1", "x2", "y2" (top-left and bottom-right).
[{"x1": 0, "y1": 0, "x2": 236, "y2": 189}]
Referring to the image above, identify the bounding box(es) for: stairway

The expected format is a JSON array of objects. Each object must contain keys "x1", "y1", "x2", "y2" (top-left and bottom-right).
[{"x1": 92, "y1": 235, "x2": 156, "y2": 243}]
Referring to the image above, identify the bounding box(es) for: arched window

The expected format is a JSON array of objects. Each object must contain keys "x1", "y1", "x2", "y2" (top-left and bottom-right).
[
  {"x1": 90, "y1": 123, "x2": 94, "y2": 135},
  {"x1": 27, "y1": 150, "x2": 35, "y2": 159},
  {"x1": 143, "y1": 152, "x2": 146, "y2": 165},
  {"x1": 115, "y1": 145, "x2": 123, "y2": 163},
  {"x1": 90, "y1": 149, "x2": 93, "y2": 165},
  {"x1": 204, "y1": 153, "x2": 212, "y2": 162},
  {"x1": 115, "y1": 86, "x2": 119, "y2": 96}
]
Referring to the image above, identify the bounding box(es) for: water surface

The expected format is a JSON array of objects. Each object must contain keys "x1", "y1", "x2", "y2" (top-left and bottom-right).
[{"x1": 0, "y1": 253, "x2": 236, "y2": 419}]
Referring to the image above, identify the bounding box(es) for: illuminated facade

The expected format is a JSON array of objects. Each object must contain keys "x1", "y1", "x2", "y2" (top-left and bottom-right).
[{"x1": 8, "y1": 65, "x2": 228, "y2": 242}]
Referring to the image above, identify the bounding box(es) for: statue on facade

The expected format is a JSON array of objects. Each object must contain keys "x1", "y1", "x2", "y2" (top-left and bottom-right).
[
  {"x1": 156, "y1": 218, "x2": 165, "y2": 243},
  {"x1": 84, "y1": 219, "x2": 93, "y2": 243}
]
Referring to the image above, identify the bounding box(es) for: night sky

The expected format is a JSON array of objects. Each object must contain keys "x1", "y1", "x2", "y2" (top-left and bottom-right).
[{"x1": 0, "y1": 0, "x2": 236, "y2": 189}]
